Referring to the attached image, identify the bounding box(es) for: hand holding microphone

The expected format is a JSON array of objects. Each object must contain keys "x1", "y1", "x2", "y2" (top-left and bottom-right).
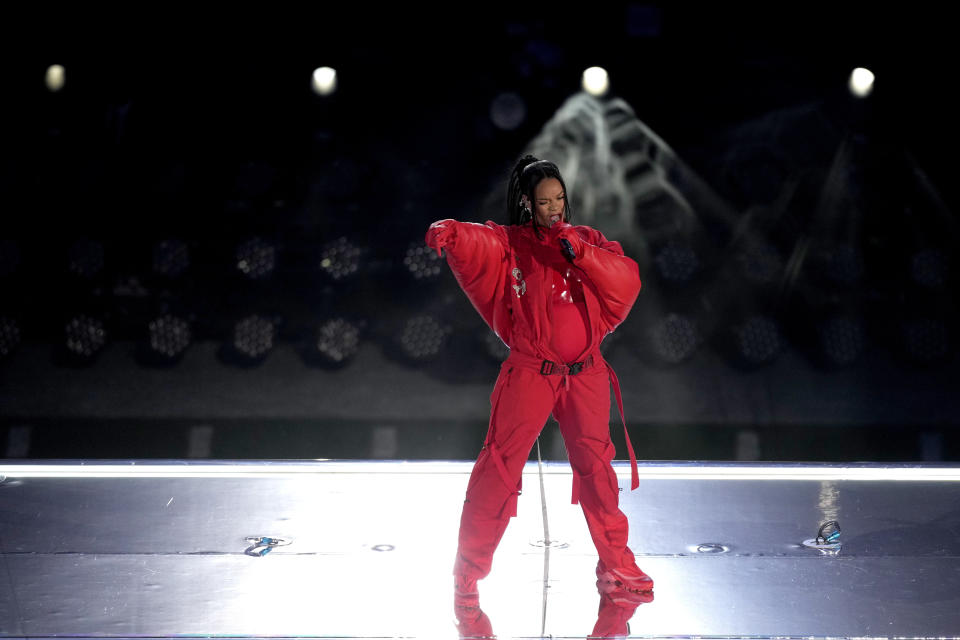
[{"x1": 554, "y1": 223, "x2": 581, "y2": 262}]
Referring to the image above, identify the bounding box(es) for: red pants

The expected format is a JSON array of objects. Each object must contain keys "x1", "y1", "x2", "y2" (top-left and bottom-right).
[{"x1": 454, "y1": 350, "x2": 638, "y2": 581}]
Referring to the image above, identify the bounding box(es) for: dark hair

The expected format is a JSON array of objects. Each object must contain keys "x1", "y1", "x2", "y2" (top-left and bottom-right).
[{"x1": 506, "y1": 155, "x2": 573, "y2": 236}]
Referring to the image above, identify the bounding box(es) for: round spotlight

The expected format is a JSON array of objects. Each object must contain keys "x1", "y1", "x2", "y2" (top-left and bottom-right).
[
  {"x1": 232, "y1": 314, "x2": 276, "y2": 361},
  {"x1": 654, "y1": 241, "x2": 699, "y2": 284},
  {"x1": 735, "y1": 315, "x2": 782, "y2": 366},
  {"x1": 911, "y1": 248, "x2": 949, "y2": 290},
  {"x1": 68, "y1": 238, "x2": 105, "y2": 279},
  {"x1": 581, "y1": 66, "x2": 609, "y2": 97},
  {"x1": 0, "y1": 317, "x2": 21, "y2": 358},
  {"x1": 819, "y1": 314, "x2": 865, "y2": 367},
  {"x1": 45, "y1": 64, "x2": 66, "y2": 92},
  {"x1": 649, "y1": 313, "x2": 700, "y2": 364},
  {"x1": 147, "y1": 314, "x2": 192, "y2": 361},
  {"x1": 236, "y1": 236, "x2": 277, "y2": 280},
  {"x1": 848, "y1": 67, "x2": 875, "y2": 98},
  {"x1": 153, "y1": 238, "x2": 190, "y2": 278},
  {"x1": 399, "y1": 314, "x2": 450, "y2": 362},
  {"x1": 902, "y1": 317, "x2": 950, "y2": 364},
  {"x1": 311, "y1": 66, "x2": 338, "y2": 96},
  {"x1": 489, "y1": 92, "x2": 526, "y2": 131},
  {"x1": 65, "y1": 315, "x2": 107, "y2": 359},
  {"x1": 403, "y1": 240, "x2": 443, "y2": 281},
  {"x1": 320, "y1": 237, "x2": 362, "y2": 281},
  {"x1": 315, "y1": 317, "x2": 361, "y2": 366}
]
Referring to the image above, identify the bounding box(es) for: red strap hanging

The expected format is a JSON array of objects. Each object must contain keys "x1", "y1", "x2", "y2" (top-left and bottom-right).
[{"x1": 605, "y1": 362, "x2": 640, "y2": 491}]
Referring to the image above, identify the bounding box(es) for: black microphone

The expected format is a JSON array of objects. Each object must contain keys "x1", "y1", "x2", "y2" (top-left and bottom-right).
[{"x1": 559, "y1": 238, "x2": 576, "y2": 262}]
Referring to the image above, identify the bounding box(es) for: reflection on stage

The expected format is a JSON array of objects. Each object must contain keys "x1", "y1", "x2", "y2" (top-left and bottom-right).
[{"x1": 1, "y1": 460, "x2": 959, "y2": 638}]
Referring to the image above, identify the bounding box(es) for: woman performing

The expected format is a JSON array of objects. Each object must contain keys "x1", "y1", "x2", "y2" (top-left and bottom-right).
[{"x1": 425, "y1": 155, "x2": 652, "y2": 620}]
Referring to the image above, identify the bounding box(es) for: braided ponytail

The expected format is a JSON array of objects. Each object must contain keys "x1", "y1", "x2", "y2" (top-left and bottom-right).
[{"x1": 507, "y1": 154, "x2": 540, "y2": 226}]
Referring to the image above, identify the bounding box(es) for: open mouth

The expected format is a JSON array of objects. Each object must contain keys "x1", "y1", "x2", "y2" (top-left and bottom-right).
[{"x1": 549, "y1": 214, "x2": 561, "y2": 226}]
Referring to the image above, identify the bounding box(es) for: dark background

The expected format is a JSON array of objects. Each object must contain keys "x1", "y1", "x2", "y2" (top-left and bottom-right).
[{"x1": 1, "y1": 7, "x2": 957, "y2": 462}]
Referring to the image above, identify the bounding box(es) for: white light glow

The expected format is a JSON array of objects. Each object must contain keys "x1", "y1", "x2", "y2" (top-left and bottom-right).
[
  {"x1": 311, "y1": 66, "x2": 337, "y2": 96},
  {"x1": 490, "y1": 91, "x2": 526, "y2": 130},
  {"x1": 2, "y1": 461, "x2": 960, "y2": 481},
  {"x1": 45, "y1": 64, "x2": 65, "y2": 92},
  {"x1": 848, "y1": 67, "x2": 875, "y2": 98},
  {"x1": 581, "y1": 66, "x2": 609, "y2": 97}
]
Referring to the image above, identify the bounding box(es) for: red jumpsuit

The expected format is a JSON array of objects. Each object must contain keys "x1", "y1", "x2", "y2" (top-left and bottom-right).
[{"x1": 425, "y1": 217, "x2": 643, "y2": 584}]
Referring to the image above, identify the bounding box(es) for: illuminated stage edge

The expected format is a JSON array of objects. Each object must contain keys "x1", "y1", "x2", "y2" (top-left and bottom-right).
[{"x1": 1, "y1": 460, "x2": 959, "y2": 639}]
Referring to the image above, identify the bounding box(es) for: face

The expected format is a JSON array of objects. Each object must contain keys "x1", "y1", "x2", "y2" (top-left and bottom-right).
[{"x1": 524, "y1": 177, "x2": 566, "y2": 228}]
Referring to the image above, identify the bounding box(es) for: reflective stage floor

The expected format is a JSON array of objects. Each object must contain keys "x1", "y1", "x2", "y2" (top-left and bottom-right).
[{"x1": 1, "y1": 460, "x2": 959, "y2": 639}]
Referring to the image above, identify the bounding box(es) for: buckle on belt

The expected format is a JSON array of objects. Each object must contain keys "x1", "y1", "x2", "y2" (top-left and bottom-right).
[{"x1": 540, "y1": 358, "x2": 586, "y2": 376}]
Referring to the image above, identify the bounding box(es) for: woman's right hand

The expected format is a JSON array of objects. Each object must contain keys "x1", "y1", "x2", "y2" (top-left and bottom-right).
[{"x1": 425, "y1": 220, "x2": 456, "y2": 257}]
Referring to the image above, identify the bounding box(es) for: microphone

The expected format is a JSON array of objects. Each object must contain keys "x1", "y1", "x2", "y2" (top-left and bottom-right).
[{"x1": 559, "y1": 238, "x2": 576, "y2": 262}]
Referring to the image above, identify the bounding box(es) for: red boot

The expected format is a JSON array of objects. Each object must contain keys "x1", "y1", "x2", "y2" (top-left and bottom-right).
[
  {"x1": 596, "y1": 561, "x2": 654, "y2": 606},
  {"x1": 454, "y1": 604, "x2": 495, "y2": 639}
]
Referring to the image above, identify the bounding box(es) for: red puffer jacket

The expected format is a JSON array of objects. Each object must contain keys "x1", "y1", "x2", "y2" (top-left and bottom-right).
[
  {"x1": 426, "y1": 217, "x2": 643, "y2": 492},
  {"x1": 425, "y1": 219, "x2": 641, "y2": 361}
]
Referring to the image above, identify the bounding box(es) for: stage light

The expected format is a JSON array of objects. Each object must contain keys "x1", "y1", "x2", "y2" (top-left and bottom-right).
[
  {"x1": 819, "y1": 314, "x2": 865, "y2": 367},
  {"x1": 64, "y1": 315, "x2": 106, "y2": 359},
  {"x1": 152, "y1": 238, "x2": 190, "y2": 278},
  {"x1": 649, "y1": 313, "x2": 700, "y2": 364},
  {"x1": 902, "y1": 317, "x2": 949, "y2": 364},
  {"x1": 735, "y1": 315, "x2": 782, "y2": 365},
  {"x1": 848, "y1": 67, "x2": 875, "y2": 98},
  {"x1": 653, "y1": 241, "x2": 699, "y2": 284},
  {"x1": 236, "y1": 236, "x2": 276, "y2": 280},
  {"x1": 490, "y1": 92, "x2": 526, "y2": 130},
  {"x1": 68, "y1": 238, "x2": 104, "y2": 279},
  {"x1": 148, "y1": 314, "x2": 192, "y2": 360},
  {"x1": 911, "y1": 248, "x2": 949, "y2": 290},
  {"x1": 0, "y1": 317, "x2": 21, "y2": 358},
  {"x1": 233, "y1": 314, "x2": 276, "y2": 360},
  {"x1": 45, "y1": 65, "x2": 65, "y2": 92},
  {"x1": 232, "y1": 315, "x2": 276, "y2": 361},
  {"x1": 403, "y1": 240, "x2": 443, "y2": 280},
  {"x1": 320, "y1": 237, "x2": 362, "y2": 281},
  {"x1": 315, "y1": 317, "x2": 361, "y2": 366},
  {"x1": 581, "y1": 66, "x2": 609, "y2": 97},
  {"x1": 399, "y1": 314, "x2": 450, "y2": 361},
  {"x1": 311, "y1": 67, "x2": 337, "y2": 96}
]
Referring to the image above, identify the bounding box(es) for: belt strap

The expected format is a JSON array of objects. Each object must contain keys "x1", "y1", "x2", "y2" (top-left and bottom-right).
[
  {"x1": 606, "y1": 361, "x2": 640, "y2": 492},
  {"x1": 569, "y1": 361, "x2": 639, "y2": 506},
  {"x1": 486, "y1": 442, "x2": 521, "y2": 518}
]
